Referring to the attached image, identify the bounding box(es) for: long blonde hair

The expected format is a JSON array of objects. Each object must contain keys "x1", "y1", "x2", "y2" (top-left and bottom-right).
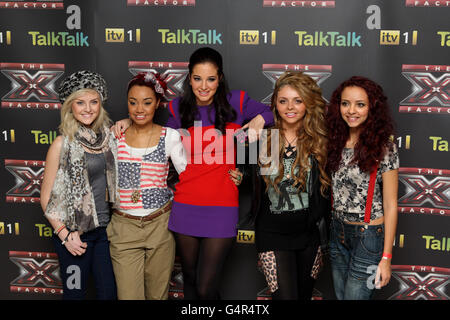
[
  {"x1": 261, "y1": 71, "x2": 330, "y2": 196},
  {"x1": 59, "y1": 88, "x2": 112, "y2": 141}
]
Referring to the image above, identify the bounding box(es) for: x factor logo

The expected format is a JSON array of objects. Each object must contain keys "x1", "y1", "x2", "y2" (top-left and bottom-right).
[
  {"x1": 0, "y1": 0, "x2": 64, "y2": 9},
  {"x1": 4, "y1": 159, "x2": 45, "y2": 204},
  {"x1": 1, "y1": 63, "x2": 64, "y2": 109},
  {"x1": 398, "y1": 167, "x2": 450, "y2": 217},
  {"x1": 263, "y1": 1, "x2": 336, "y2": 7},
  {"x1": 128, "y1": 61, "x2": 188, "y2": 101},
  {"x1": 390, "y1": 265, "x2": 450, "y2": 300},
  {"x1": 127, "y1": 0, "x2": 195, "y2": 6},
  {"x1": 9, "y1": 251, "x2": 62, "y2": 294},
  {"x1": 127, "y1": 0, "x2": 195, "y2": 7},
  {"x1": 399, "y1": 64, "x2": 450, "y2": 114},
  {"x1": 261, "y1": 64, "x2": 332, "y2": 104},
  {"x1": 406, "y1": 0, "x2": 450, "y2": 6}
]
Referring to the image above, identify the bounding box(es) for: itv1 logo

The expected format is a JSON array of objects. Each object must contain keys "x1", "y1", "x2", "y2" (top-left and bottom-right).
[{"x1": 105, "y1": 28, "x2": 141, "y2": 43}]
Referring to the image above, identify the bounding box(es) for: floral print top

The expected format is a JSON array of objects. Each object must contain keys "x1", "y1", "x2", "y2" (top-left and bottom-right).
[{"x1": 331, "y1": 142, "x2": 399, "y2": 222}]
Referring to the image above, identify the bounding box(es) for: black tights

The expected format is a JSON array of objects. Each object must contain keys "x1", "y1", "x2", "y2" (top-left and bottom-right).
[
  {"x1": 272, "y1": 245, "x2": 318, "y2": 300},
  {"x1": 175, "y1": 233, "x2": 234, "y2": 300}
]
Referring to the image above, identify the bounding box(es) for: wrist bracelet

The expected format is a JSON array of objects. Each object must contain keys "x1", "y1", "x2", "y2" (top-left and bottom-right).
[
  {"x1": 382, "y1": 252, "x2": 392, "y2": 260},
  {"x1": 61, "y1": 231, "x2": 71, "y2": 245},
  {"x1": 54, "y1": 225, "x2": 66, "y2": 236}
]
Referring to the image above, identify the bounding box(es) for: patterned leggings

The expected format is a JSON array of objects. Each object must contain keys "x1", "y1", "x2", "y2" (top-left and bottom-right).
[{"x1": 259, "y1": 245, "x2": 318, "y2": 300}]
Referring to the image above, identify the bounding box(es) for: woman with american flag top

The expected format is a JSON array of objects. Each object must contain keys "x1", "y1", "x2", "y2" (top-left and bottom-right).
[{"x1": 107, "y1": 72, "x2": 187, "y2": 300}]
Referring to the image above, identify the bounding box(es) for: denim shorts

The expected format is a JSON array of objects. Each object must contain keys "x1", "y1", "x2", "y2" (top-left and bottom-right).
[{"x1": 329, "y1": 218, "x2": 384, "y2": 300}]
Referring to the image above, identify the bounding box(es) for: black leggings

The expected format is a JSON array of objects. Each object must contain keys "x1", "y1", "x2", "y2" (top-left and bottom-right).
[
  {"x1": 272, "y1": 245, "x2": 318, "y2": 300},
  {"x1": 175, "y1": 233, "x2": 234, "y2": 300}
]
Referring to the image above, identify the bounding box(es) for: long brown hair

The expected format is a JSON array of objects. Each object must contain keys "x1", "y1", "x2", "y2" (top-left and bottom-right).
[{"x1": 260, "y1": 71, "x2": 330, "y2": 195}]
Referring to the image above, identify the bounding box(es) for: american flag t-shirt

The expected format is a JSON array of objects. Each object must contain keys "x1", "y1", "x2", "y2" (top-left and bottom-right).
[{"x1": 117, "y1": 128, "x2": 172, "y2": 213}]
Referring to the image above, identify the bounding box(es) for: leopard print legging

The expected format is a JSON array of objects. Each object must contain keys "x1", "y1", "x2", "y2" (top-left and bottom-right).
[{"x1": 258, "y1": 247, "x2": 323, "y2": 294}]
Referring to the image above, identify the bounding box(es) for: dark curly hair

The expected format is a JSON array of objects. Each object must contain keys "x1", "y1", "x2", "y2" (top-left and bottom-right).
[
  {"x1": 326, "y1": 76, "x2": 395, "y2": 173},
  {"x1": 179, "y1": 47, "x2": 236, "y2": 134}
]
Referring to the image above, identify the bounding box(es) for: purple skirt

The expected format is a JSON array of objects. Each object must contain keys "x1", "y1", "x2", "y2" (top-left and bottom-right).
[{"x1": 168, "y1": 201, "x2": 238, "y2": 238}]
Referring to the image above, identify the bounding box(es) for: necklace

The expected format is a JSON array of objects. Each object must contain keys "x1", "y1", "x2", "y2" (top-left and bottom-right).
[
  {"x1": 129, "y1": 123, "x2": 155, "y2": 204},
  {"x1": 284, "y1": 135, "x2": 297, "y2": 155}
]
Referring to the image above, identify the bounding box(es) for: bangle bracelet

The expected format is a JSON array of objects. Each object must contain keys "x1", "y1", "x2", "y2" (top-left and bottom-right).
[
  {"x1": 61, "y1": 231, "x2": 71, "y2": 245},
  {"x1": 54, "y1": 225, "x2": 66, "y2": 236},
  {"x1": 382, "y1": 252, "x2": 392, "y2": 259}
]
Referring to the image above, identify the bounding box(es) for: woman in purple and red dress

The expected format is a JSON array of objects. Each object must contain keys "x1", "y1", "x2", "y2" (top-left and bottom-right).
[{"x1": 166, "y1": 47, "x2": 273, "y2": 299}]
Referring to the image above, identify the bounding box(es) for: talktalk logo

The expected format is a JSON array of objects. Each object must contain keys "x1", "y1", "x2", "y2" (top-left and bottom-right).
[
  {"x1": 406, "y1": 0, "x2": 450, "y2": 7},
  {"x1": 28, "y1": 31, "x2": 89, "y2": 47},
  {"x1": 127, "y1": 0, "x2": 195, "y2": 6},
  {"x1": 438, "y1": 31, "x2": 450, "y2": 47},
  {"x1": 159, "y1": 29, "x2": 222, "y2": 45},
  {"x1": 0, "y1": 0, "x2": 64, "y2": 9},
  {"x1": 294, "y1": 31, "x2": 362, "y2": 47},
  {"x1": 263, "y1": 1, "x2": 335, "y2": 7},
  {"x1": 1, "y1": 63, "x2": 64, "y2": 110},
  {"x1": 423, "y1": 235, "x2": 450, "y2": 252}
]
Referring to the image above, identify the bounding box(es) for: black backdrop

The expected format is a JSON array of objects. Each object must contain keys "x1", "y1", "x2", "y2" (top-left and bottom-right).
[{"x1": 0, "y1": 0, "x2": 449, "y2": 301}]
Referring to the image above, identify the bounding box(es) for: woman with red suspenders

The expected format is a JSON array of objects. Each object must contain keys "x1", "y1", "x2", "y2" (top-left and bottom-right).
[{"x1": 326, "y1": 76, "x2": 399, "y2": 300}]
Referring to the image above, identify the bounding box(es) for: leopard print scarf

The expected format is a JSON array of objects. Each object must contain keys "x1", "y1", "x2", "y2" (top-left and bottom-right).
[{"x1": 44, "y1": 125, "x2": 117, "y2": 233}]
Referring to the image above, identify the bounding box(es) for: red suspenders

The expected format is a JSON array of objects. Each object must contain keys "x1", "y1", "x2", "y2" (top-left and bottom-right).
[
  {"x1": 331, "y1": 164, "x2": 378, "y2": 224},
  {"x1": 364, "y1": 165, "x2": 378, "y2": 223}
]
